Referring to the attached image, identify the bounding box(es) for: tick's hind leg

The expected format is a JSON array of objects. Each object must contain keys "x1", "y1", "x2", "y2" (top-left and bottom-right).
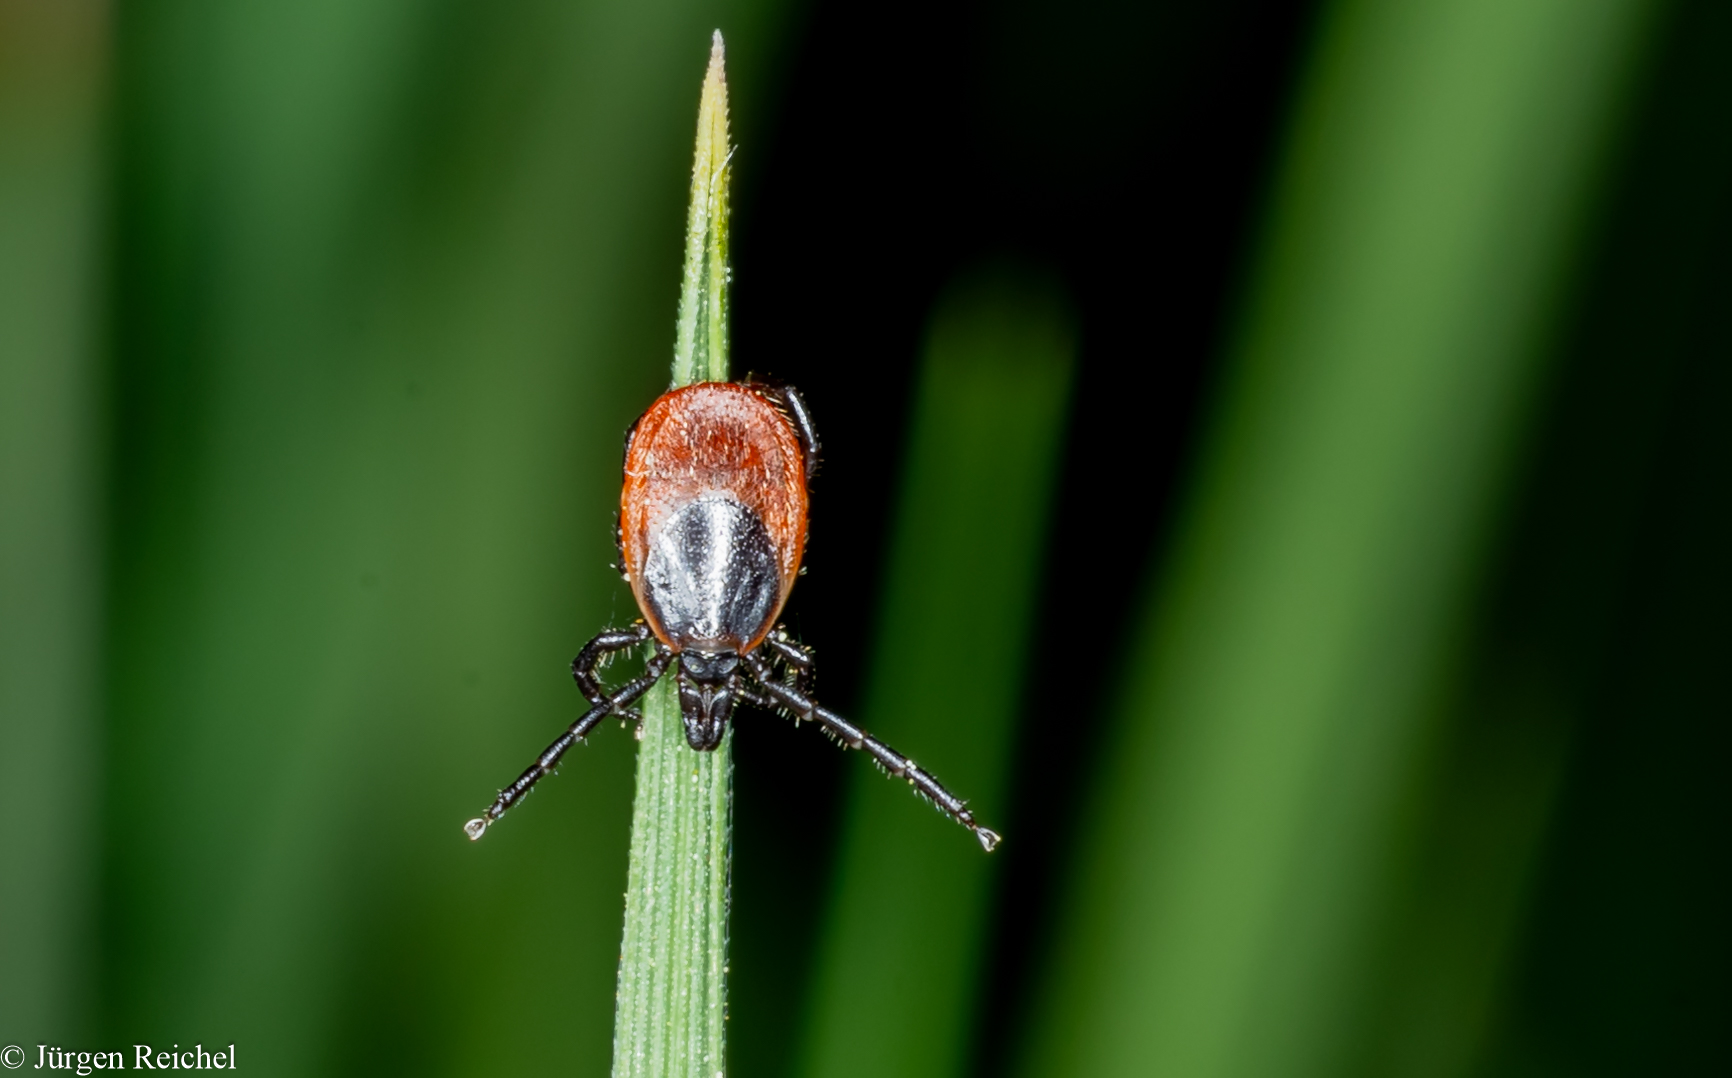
[
  {"x1": 741, "y1": 652, "x2": 1001, "y2": 852},
  {"x1": 572, "y1": 622, "x2": 654, "y2": 727}
]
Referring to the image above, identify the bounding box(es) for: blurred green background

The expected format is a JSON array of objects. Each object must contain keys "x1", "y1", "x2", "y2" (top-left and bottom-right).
[{"x1": 1, "y1": 0, "x2": 1726, "y2": 1076}]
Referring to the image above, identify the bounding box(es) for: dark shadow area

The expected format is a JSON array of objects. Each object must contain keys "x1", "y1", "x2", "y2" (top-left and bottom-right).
[
  {"x1": 1469, "y1": 2, "x2": 1732, "y2": 1072},
  {"x1": 725, "y1": 3, "x2": 1322, "y2": 1075}
]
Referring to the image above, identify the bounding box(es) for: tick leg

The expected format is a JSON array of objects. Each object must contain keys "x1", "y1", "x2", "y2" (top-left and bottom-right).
[
  {"x1": 468, "y1": 647, "x2": 672, "y2": 840},
  {"x1": 572, "y1": 622, "x2": 654, "y2": 723},
  {"x1": 762, "y1": 627, "x2": 815, "y2": 696},
  {"x1": 735, "y1": 684, "x2": 775, "y2": 711},
  {"x1": 766, "y1": 384, "x2": 821, "y2": 479},
  {"x1": 742, "y1": 652, "x2": 1000, "y2": 852}
]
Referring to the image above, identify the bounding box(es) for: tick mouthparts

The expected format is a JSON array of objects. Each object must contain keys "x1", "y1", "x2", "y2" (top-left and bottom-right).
[
  {"x1": 464, "y1": 818, "x2": 490, "y2": 841},
  {"x1": 976, "y1": 827, "x2": 1002, "y2": 853}
]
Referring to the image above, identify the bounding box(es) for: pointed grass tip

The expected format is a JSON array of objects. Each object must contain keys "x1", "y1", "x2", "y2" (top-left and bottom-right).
[
  {"x1": 705, "y1": 30, "x2": 726, "y2": 90},
  {"x1": 704, "y1": 31, "x2": 727, "y2": 103},
  {"x1": 464, "y1": 817, "x2": 490, "y2": 841}
]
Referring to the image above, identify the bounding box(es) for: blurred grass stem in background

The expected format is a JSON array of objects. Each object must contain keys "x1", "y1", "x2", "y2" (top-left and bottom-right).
[
  {"x1": 611, "y1": 32, "x2": 733, "y2": 1078},
  {"x1": 797, "y1": 271, "x2": 1074, "y2": 1078},
  {"x1": 0, "y1": 0, "x2": 108, "y2": 1043},
  {"x1": 1020, "y1": 1, "x2": 1660, "y2": 1077}
]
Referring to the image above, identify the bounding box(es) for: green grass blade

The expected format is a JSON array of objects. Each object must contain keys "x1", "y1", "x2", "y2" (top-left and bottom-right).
[
  {"x1": 797, "y1": 270, "x2": 1075, "y2": 1078},
  {"x1": 612, "y1": 33, "x2": 734, "y2": 1078},
  {"x1": 614, "y1": 675, "x2": 733, "y2": 1078},
  {"x1": 1018, "y1": 1, "x2": 1659, "y2": 1076},
  {"x1": 672, "y1": 33, "x2": 732, "y2": 389}
]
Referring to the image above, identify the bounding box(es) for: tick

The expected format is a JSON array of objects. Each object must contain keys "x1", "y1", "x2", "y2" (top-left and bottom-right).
[{"x1": 465, "y1": 380, "x2": 1001, "y2": 851}]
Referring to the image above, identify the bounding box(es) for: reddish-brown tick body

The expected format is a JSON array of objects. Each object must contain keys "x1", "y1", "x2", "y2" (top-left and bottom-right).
[
  {"x1": 466, "y1": 379, "x2": 1000, "y2": 851},
  {"x1": 621, "y1": 381, "x2": 808, "y2": 656}
]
